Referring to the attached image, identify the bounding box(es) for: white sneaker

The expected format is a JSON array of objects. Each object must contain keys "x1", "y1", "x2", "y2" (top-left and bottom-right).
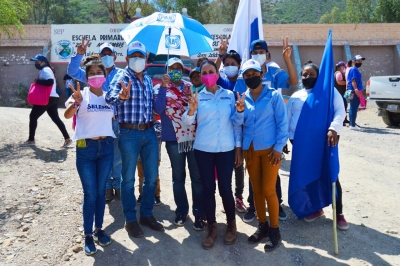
[{"x1": 349, "y1": 125, "x2": 362, "y2": 131}]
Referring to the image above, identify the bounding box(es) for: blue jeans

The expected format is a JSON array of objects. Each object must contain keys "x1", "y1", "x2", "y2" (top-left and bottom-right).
[
  {"x1": 349, "y1": 93, "x2": 360, "y2": 127},
  {"x1": 76, "y1": 137, "x2": 114, "y2": 235},
  {"x1": 119, "y1": 127, "x2": 159, "y2": 222},
  {"x1": 194, "y1": 149, "x2": 235, "y2": 223},
  {"x1": 106, "y1": 120, "x2": 122, "y2": 190},
  {"x1": 165, "y1": 141, "x2": 204, "y2": 217}
]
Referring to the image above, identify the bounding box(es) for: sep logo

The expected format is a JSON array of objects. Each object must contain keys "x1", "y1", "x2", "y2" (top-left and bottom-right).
[
  {"x1": 157, "y1": 14, "x2": 176, "y2": 22},
  {"x1": 165, "y1": 35, "x2": 181, "y2": 49},
  {"x1": 54, "y1": 40, "x2": 74, "y2": 61}
]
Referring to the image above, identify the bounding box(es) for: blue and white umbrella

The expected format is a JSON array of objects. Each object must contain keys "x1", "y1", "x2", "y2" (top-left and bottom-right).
[{"x1": 120, "y1": 12, "x2": 213, "y2": 56}]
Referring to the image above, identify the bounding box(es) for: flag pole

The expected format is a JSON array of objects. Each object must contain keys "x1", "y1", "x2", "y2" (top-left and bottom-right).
[
  {"x1": 167, "y1": 27, "x2": 171, "y2": 72},
  {"x1": 332, "y1": 182, "x2": 339, "y2": 255}
]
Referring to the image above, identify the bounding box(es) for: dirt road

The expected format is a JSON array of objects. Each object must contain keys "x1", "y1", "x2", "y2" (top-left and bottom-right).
[{"x1": 0, "y1": 106, "x2": 399, "y2": 266}]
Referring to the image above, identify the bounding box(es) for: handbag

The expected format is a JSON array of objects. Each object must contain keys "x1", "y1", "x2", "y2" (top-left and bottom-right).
[
  {"x1": 343, "y1": 90, "x2": 352, "y2": 99},
  {"x1": 358, "y1": 92, "x2": 367, "y2": 111},
  {"x1": 27, "y1": 83, "x2": 53, "y2": 106}
]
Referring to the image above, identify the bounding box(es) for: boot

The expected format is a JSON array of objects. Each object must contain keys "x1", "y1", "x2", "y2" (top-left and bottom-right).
[
  {"x1": 248, "y1": 221, "x2": 269, "y2": 243},
  {"x1": 106, "y1": 189, "x2": 113, "y2": 201},
  {"x1": 264, "y1": 227, "x2": 281, "y2": 252},
  {"x1": 224, "y1": 219, "x2": 237, "y2": 245},
  {"x1": 202, "y1": 222, "x2": 217, "y2": 250}
]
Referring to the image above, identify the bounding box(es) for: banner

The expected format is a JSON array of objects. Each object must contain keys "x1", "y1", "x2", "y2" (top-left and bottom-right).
[{"x1": 50, "y1": 24, "x2": 232, "y2": 63}]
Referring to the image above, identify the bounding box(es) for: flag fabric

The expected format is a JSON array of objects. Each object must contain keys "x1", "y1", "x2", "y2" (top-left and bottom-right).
[
  {"x1": 288, "y1": 30, "x2": 339, "y2": 219},
  {"x1": 228, "y1": 0, "x2": 264, "y2": 64}
]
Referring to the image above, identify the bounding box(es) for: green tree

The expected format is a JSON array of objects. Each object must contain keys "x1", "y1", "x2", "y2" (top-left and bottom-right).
[
  {"x1": 153, "y1": 0, "x2": 209, "y2": 24},
  {"x1": 202, "y1": 0, "x2": 239, "y2": 24},
  {"x1": 373, "y1": 0, "x2": 400, "y2": 22},
  {"x1": 0, "y1": 0, "x2": 28, "y2": 39},
  {"x1": 341, "y1": 0, "x2": 374, "y2": 23},
  {"x1": 99, "y1": 0, "x2": 156, "y2": 23},
  {"x1": 319, "y1": 6, "x2": 343, "y2": 23}
]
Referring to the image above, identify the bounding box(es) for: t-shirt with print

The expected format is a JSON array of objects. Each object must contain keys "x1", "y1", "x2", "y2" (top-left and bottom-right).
[
  {"x1": 39, "y1": 66, "x2": 58, "y2": 97},
  {"x1": 72, "y1": 87, "x2": 116, "y2": 140}
]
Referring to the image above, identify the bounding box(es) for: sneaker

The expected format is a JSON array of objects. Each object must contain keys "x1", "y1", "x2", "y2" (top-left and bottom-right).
[
  {"x1": 248, "y1": 221, "x2": 269, "y2": 243},
  {"x1": 243, "y1": 208, "x2": 256, "y2": 223},
  {"x1": 343, "y1": 117, "x2": 350, "y2": 126},
  {"x1": 139, "y1": 216, "x2": 164, "y2": 231},
  {"x1": 349, "y1": 125, "x2": 362, "y2": 131},
  {"x1": 337, "y1": 214, "x2": 349, "y2": 231},
  {"x1": 106, "y1": 189, "x2": 113, "y2": 201},
  {"x1": 174, "y1": 214, "x2": 187, "y2": 226},
  {"x1": 136, "y1": 195, "x2": 142, "y2": 205},
  {"x1": 235, "y1": 198, "x2": 247, "y2": 213},
  {"x1": 84, "y1": 235, "x2": 97, "y2": 256},
  {"x1": 154, "y1": 196, "x2": 161, "y2": 206},
  {"x1": 20, "y1": 140, "x2": 35, "y2": 146},
  {"x1": 279, "y1": 205, "x2": 287, "y2": 221},
  {"x1": 264, "y1": 227, "x2": 281, "y2": 252},
  {"x1": 125, "y1": 221, "x2": 144, "y2": 238},
  {"x1": 304, "y1": 210, "x2": 325, "y2": 223},
  {"x1": 61, "y1": 138, "x2": 73, "y2": 148},
  {"x1": 193, "y1": 216, "x2": 206, "y2": 231},
  {"x1": 93, "y1": 229, "x2": 112, "y2": 246}
]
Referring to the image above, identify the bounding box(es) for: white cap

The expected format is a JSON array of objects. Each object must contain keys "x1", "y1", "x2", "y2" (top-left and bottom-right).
[
  {"x1": 241, "y1": 59, "x2": 262, "y2": 74},
  {"x1": 165, "y1": 57, "x2": 184, "y2": 69},
  {"x1": 127, "y1": 41, "x2": 146, "y2": 56},
  {"x1": 353, "y1": 55, "x2": 365, "y2": 61}
]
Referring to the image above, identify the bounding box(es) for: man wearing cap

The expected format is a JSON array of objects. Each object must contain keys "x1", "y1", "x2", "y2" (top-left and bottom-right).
[
  {"x1": 106, "y1": 41, "x2": 163, "y2": 238},
  {"x1": 347, "y1": 55, "x2": 365, "y2": 130},
  {"x1": 67, "y1": 37, "x2": 124, "y2": 201},
  {"x1": 334, "y1": 61, "x2": 350, "y2": 125},
  {"x1": 233, "y1": 59, "x2": 288, "y2": 251},
  {"x1": 153, "y1": 57, "x2": 205, "y2": 230}
]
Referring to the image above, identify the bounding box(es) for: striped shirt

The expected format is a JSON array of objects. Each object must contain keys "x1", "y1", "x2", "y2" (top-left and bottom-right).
[{"x1": 105, "y1": 67, "x2": 154, "y2": 124}]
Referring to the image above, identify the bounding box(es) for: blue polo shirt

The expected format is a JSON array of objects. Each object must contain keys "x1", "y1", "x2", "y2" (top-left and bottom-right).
[
  {"x1": 217, "y1": 76, "x2": 236, "y2": 91},
  {"x1": 347, "y1": 66, "x2": 363, "y2": 91}
]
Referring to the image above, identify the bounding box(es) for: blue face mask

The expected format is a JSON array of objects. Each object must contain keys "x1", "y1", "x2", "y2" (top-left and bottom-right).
[
  {"x1": 101, "y1": 55, "x2": 114, "y2": 68},
  {"x1": 192, "y1": 84, "x2": 205, "y2": 93}
]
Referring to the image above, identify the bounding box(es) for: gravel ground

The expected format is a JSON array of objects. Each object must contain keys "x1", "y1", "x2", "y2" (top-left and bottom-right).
[{"x1": 0, "y1": 106, "x2": 399, "y2": 266}]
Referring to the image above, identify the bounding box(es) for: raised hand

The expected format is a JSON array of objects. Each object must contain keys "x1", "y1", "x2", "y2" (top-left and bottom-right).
[
  {"x1": 218, "y1": 35, "x2": 230, "y2": 56},
  {"x1": 235, "y1": 92, "x2": 245, "y2": 112},
  {"x1": 77, "y1": 36, "x2": 91, "y2": 55},
  {"x1": 161, "y1": 74, "x2": 170, "y2": 88},
  {"x1": 119, "y1": 80, "x2": 132, "y2": 100},
  {"x1": 69, "y1": 82, "x2": 83, "y2": 103},
  {"x1": 282, "y1": 36, "x2": 292, "y2": 59},
  {"x1": 188, "y1": 88, "x2": 198, "y2": 112}
]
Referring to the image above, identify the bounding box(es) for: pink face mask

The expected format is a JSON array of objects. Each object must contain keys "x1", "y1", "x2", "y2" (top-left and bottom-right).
[
  {"x1": 201, "y1": 73, "x2": 218, "y2": 88},
  {"x1": 88, "y1": 75, "x2": 106, "y2": 88}
]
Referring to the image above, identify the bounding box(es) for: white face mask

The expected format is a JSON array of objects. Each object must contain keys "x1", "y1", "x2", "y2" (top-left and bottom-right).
[
  {"x1": 101, "y1": 55, "x2": 114, "y2": 68},
  {"x1": 251, "y1": 54, "x2": 267, "y2": 66},
  {"x1": 224, "y1": 66, "x2": 239, "y2": 78},
  {"x1": 128, "y1": 57, "x2": 146, "y2": 73}
]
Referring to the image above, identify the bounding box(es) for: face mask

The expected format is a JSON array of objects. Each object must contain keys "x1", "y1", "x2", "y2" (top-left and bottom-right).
[
  {"x1": 101, "y1": 55, "x2": 114, "y2": 68},
  {"x1": 302, "y1": 77, "x2": 317, "y2": 89},
  {"x1": 355, "y1": 63, "x2": 362, "y2": 68},
  {"x1": 88, "y1": 75, "x2": 106, "y2": 88},
  {"x1": 35, "y1": 64, "x2": 44, "y2": 70},
  {"x1": 201, "y1": 74, "x2": 218, "y2": 88},
  {"x1": 224, "y1": 66, "x2": 239, "y2": 78},
  {"x1": 251, "y1": 54, "x2": 267, "y2": 66},
  {"x1": 168, "y1": 69, "x2": 183, "y2": 82},
  {"x1": 244, "y1": 76, "x2": 262, "y2": 90},
  {"x1": 128, "y1": 57, "x2": 146, "y2": 73},
  {"x1": 192, "y1": 84, "x2": 205, "y2": 93}
]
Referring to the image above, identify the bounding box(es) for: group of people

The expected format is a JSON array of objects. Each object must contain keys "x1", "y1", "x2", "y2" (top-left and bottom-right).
[{"x1": 23, "y1": 33, "x2": 367, "y2": 256}]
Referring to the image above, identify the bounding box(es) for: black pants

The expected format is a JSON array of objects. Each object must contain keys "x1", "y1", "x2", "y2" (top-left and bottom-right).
[
  {"x1": 29, "y1": 97, "x2": 70, "y2": 141},
  {"x1": 288, "y1": 138, "x2": 344, "y2": 214},
  {"x1": 247, "y1": 175, "x2": 283, "y2": 210},
  {"x1": 234, "y1": 160, "x2": 245, "y2": 199}
]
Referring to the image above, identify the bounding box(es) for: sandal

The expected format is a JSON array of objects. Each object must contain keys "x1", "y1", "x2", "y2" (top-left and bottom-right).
[{"x1": 61, "y1": 138, "x2": 73, "y2": 148}]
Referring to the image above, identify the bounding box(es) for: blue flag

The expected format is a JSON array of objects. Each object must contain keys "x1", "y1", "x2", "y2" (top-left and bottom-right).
[{"x1": 288, "y1": 30, "x2": 339, "y2": 219}]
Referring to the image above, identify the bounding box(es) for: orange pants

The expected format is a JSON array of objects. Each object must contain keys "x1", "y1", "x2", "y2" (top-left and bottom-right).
[
  {"x1": 137, "y1": 161, "x2": 161, "y2": 196},
  {"x1": 244, "y1": 145, "x2": 280, "y2": 228}
]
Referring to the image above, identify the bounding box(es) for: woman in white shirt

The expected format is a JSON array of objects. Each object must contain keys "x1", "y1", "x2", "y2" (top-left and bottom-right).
[
  {"x1": 22, "y1": 54, "x2": 72, "y2": 148},
  {"x1": 64, "y1": 59, "x2": 116, "y2": 256},
  {"x1": 183, "y1": 60, "x2": 242, "y2": 250}
]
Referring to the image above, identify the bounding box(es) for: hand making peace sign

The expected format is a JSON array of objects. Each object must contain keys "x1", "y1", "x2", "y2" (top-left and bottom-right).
[
  {"x1": 235, "y1": 92, "x2": 245, "y2": 112},
  {"x1": 69, "y1": 82, "x2": 83, "y2": 103},
  {"x1": 282, "y1": 36, "x2": 292, "y2": 59},
  {"x1": 188, "y1": 88, "x2": 198, "y2": 112},
  {"x1": 218, "y1": 35, "x2": 230, "y2": 56},
  {"x1": 119, "y1": 80, "x2": 132, "y2": 100},
  {"x1": 77, "y1": 36, "x2": 91, "y2": 55}
]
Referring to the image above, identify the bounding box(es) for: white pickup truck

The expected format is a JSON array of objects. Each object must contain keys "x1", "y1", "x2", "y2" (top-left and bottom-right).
[{"x1": 366, "y1": 76, "x2": 400, "y2": 126}]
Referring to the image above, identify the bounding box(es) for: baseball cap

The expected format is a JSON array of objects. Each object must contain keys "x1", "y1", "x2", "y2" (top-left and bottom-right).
[
  {"x1": 127, "y1": 41, "x2": 146, "y2": 56},
  {"x1": 99, "y1": 43, "x2": 115, "y2": 54},
  {"x1": 241, "y1": 59, "x2": 262, "y2": 74},
  {"x1": 189, "y1": 67, "x2": 200, "y2": 78},
  {"x1": 30, "y1": 54, "x2": 48, "y2": 63},
  {"x1": 353, "y1": 55, "x2": 365, "y2": 61},
  {"x1": 250, "y1": 39, "x2": 268, "y2": 53},
  {"x1": 166, "y1": 57, "x2": 184, "y2": 69},
  {"x1": 336, "y1": 61, "x2": 346, "y2": 67}
]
